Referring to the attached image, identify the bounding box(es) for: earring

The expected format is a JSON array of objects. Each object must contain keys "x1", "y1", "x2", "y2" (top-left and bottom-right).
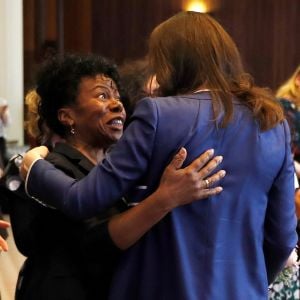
[{"x1": 70, "y1": 125, "x2": 75, "y2": 135}]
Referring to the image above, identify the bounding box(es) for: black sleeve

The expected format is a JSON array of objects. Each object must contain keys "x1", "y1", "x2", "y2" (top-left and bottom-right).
[
  {"x1": 7, "y1": 152, "x2": 80, "y2": 257},
  {"x1": 81, "y1": 220, "x2": 121, "y2": 258},
  {"x1": 7, "y1": 186, "x2": 46, "y2": 256}
]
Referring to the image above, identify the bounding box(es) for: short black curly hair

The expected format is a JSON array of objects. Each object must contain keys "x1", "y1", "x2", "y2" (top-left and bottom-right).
[{"x1": 36, "y1": 53, "x2": 122, "y2": 138}]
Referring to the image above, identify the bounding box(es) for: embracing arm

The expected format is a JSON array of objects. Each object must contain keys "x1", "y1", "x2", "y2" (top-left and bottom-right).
[
  {"x1": 22, "y1": 146, "x2": 225, "y2": 250},
  {"x1": 108, "y1": 148, "x2": 225, "y2": 249},
  {"x1": 22, "y1": 100, "x2": 160, "y2": 218},
  {"x1": 21, "y1": 99, "x2": 224, "y2": 219}
]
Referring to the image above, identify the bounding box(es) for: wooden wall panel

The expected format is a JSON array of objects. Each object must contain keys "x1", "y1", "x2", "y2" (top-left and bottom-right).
[
  {"x1": 23, "y1": 0, "x2": 36, "y2": 90},
  {"x1": 213, "y1": 0, "x2": 300, "y2": 90},
  {"x1": 63, "y1": 0, "x2": 92, "y2": 53},
  {"x1": 90, "y1": 0, "x2": 300, "y2": 89},
  {"x1": 44, "y1": 0, "x2": 57, "y2": 41},
  {"x1": 91, "y1": 0, "x2": 182, "y2": 64},
  {"x1": 23, "y1": 0, "x2": 300, "y2": 92},
  {"x1": 23, "y1": 0, "x2": 35, "y2": 52}
]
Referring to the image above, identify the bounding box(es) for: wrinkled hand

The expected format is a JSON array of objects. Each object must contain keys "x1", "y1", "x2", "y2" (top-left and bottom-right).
[
  {"x1": 20, "y1": 146, "x2": 49, "y2": 180},
  {"x1": 0, "y1": 220, "x2": 10, "y2": 252},
  {"x1": 157, "y1": 148, "x2": 225, "y2": 210}
]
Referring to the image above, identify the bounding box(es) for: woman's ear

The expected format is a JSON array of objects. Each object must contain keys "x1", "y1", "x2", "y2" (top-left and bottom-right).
[{"x1": 57, "y1": 108, "x2": 74, "y2": 127}]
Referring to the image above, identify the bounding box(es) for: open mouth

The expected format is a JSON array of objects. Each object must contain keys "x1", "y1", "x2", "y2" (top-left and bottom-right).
[{"x1": 107, "y1": 117, "x2": 124, "y2": 129}]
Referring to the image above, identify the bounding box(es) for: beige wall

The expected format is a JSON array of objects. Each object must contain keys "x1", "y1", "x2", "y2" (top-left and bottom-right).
[{"x1": 0, "y1": 0, "x2": 24, "y2": 145}]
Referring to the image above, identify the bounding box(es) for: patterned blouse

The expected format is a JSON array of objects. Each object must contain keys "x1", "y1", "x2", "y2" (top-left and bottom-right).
[{"x1": 279, "y1": 98, "x2": 300, "y2": 162}]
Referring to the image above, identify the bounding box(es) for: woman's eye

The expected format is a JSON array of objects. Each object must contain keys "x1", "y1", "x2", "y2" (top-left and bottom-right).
[{"x1": 98, "y1": 93, "x2": 106, "y2": 100}]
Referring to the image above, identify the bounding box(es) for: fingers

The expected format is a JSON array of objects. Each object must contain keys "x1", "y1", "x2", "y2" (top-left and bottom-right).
[
  {"x1": 187, "y1": 149, "x2": 215, "y2": 172},
  {"x1": 197, "y1": 170, "x2": 226, "y2": 199},
  {"x1": 168, "y1": 147, "x2": 187, "y2": 170},
  {"x1": 203, "y1": 170, "x2": 226, "y2": 189},
  {"x1": 19, "y1": 146, "x2": 49, "y2": 179},
  {"x1": 36, "y1": 146, "x2": 50, "y2": 158},
  {"x1": 0, "y1": 220, "x2": 10, "y2": 229},
  {"x1": 197, "y1": 156, "x2": 223, "y2": 178},
  {"x1": 198, "y1": 186, "x2": 223, "y2": 198}
]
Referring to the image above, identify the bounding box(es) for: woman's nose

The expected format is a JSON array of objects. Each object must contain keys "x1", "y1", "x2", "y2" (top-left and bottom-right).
[{"x1": 109, "y1": 99, "x2": 124, "y2": 112}]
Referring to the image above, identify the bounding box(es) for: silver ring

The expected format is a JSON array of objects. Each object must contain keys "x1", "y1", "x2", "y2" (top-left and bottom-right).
[{"x1": 205, "y1": 179, "x2": 209, "y2": 188}]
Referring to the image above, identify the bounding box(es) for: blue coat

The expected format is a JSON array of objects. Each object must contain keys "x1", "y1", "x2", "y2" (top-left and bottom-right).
[{"x1": 27, "y1": 92, "x2": 297, "y2": 300}]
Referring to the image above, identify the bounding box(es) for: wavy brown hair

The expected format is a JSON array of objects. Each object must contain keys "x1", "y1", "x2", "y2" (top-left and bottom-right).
[{"x1": 148, "y1": 11, "x2": 283, "y2": 131}]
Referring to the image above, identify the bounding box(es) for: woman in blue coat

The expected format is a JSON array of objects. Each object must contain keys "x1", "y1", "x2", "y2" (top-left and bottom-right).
[{"x1": 22, "y1": 12, "x2": 297, "y2": 300}]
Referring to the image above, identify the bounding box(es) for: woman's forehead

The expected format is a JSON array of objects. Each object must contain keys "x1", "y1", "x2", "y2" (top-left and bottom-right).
[
  {"x1": 80, "y1": 74, "x2": 117, "y2": 89},
  {"x1": 83, "y1": 74, "x2": 117, "y2": 87}
]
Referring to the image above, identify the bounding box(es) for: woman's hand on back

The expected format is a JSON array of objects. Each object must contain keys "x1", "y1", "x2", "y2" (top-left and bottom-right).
[{"x1": 156, "y1": 148, "x2": 225, "y2": 210}]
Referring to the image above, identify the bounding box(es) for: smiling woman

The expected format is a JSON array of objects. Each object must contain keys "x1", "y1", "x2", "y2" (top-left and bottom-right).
[
  {"x1": 14, "y1": 54, "x2": 129, "y2": 300},
  {"x1": 56, "y1": 73, "x2": 126, "y2": 163}
]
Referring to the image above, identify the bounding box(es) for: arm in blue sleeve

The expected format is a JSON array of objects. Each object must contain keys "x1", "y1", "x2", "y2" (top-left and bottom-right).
[
  {"x1": 26, "y1": 99, "x2": 158, "y2": 219},
  {"x1": 264, "y1": 120, "x2": 298, "y2": 284}
]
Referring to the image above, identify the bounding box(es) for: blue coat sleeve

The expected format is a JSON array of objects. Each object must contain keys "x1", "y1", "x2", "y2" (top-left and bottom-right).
[
  {"x1": 263, "y1": 120, "x2": 298, "y2": 283},
  {"x1": 26, "y1": 99, "x2": 158, "y2": 219}
]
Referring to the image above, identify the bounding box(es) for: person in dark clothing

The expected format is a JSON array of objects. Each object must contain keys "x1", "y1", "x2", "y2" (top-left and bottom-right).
[
  {"x1": 0, "y1": 97, "x2": 10, "y2": 173},
  {"x1": 0, "y1": 217, "x2": 9, "y2": 300},
  {"x1": 118, "y1": 57, "x2": 158, "y2": 121}
]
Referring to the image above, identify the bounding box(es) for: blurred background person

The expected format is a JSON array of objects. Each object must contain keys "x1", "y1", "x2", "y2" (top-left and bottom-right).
[
  {"x1": 0, "y1": 97, "x2": 11, "y2": 176},
  {"x1": 0, "y1": 218, "x2": 10, "y2": 300},
  {"x1": 276, "y1": 65, "x2": 300, "y2": 218},
  {"x1": 24, "y1": 89, "x2": 43, "y2": 148},
  {"x1": 268, "y1": 66, "x2": 300, "y2": 299},
  {"x1": 0, "y1": 96, "x2": 11, "y2": 277},
  {"x1": 119, "y1": 57, "x2": 159, "y2": 121},
  {"x1": 276, "y1": 65, "x2": 300, "y2": 180},
  {"x1": 24, "y1": 89, "x2": 62, "y2": 149}
]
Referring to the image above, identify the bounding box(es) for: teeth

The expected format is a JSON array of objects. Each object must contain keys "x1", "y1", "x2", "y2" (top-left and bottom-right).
[{"x1": 111, "y1": 119, "x2": 123, "y2": 125}]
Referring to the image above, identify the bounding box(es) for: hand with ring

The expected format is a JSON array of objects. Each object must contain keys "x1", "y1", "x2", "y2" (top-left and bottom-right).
[
  {"x1": 204, "y1": 179, "x2": 210, "y2": 189},
  {"x1": 155, "y1": 148, "x2": 226, "y2": 210}
]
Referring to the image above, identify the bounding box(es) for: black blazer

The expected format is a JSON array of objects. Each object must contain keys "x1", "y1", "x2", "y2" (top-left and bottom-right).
[{"x1": 11, "y1": 143, "x2": 126, "y2": 300}]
